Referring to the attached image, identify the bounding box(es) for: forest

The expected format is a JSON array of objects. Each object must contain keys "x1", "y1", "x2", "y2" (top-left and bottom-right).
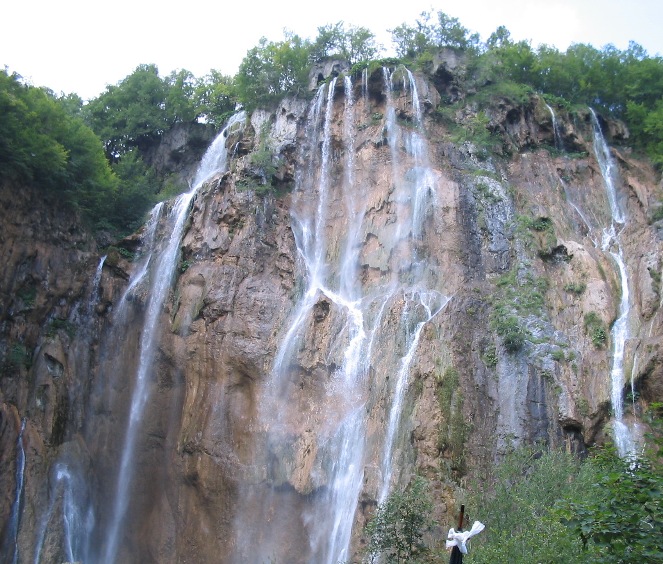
[{"x1": 2, "y1": 11, "x2": 662, "y2": 235}]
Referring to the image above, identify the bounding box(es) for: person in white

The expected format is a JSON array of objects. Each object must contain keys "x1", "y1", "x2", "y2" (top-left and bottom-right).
[{"x1": 446, "y1": 521, "x2": 485, "y2": 554}]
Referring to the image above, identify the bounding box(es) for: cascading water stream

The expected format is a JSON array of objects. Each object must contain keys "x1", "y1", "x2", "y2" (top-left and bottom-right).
[
  {"x1": 4, "y1": 418, "x2": 26, "y2": 564},
  {"x1": 545, "y1": 102, "x2": 564, "y2": 152},
  {"x1": 604, "y1": 237, "x2": 636, "y2": 456},
  {"x1": 30, "y1": 254, "x2": 107, "y2": 564},
  {"x1": 376, "y1": 67, "x2": 450, "y2": 500},
  {"x1": 245, "y1": 78, "x2": 369, "y2": 564},
  {"x1": 591, "y1": 110, "x2": 625, "y2": 224},
  {"x1": 102, "y1": 112, "x2": 245, "y2": 563},
  {"x1": 230, "y1": 68, "x2": 450, "y2": 562},
  {"x1": 590, "y1": 109, "x2": 637, "y2": 457},
  {"x1": 378, "y1": 291, "x2": 449, "y2": 503},
  {"x1": 547, "y1": 104, "x2": 597, "y2": 245}
]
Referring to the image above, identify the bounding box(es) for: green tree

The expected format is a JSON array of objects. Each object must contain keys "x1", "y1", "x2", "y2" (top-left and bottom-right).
[
  {"x1": 467, "y1": 446, "x2": 588, "y2": 563},
  {"x1": 311, "y1": 22, "x2": 381, "y2": 65},
  {"x1": 391, "y1": 10, "x2": 479, "y2": 60},
  {"x1": 478, "y1": 27, "x2": 536, "y2": 85},
  {"x1": 104, "y1": 148, "x2": 159, "y2": 233},
  {"x1": 0, "y1": 70, "x2": 117, "y2": 214},
  {"x1": 390, "y1": 12, "x2": 435, "y2": 59},
  {"x1": 85, "y1": 64, "x2": 170, "y2": 159},
  {"x1": 0, "y1": 70, "x2": 68, "y2": 187},
  {"x1": 556, "y1": 446, "x2": 663, "y2": 563},
  {"x1": 364, "y1": 477, "x2": 434, "y2": 563},
  {"x1": 432, "y1": 11, "x2": 480, "y2": 51},
  {"x1": 235, "y1": 33, "x2": 312, "y2": 111},
  {"x1": 165, "y1": 68, "x2": 199, "y2": 123},
  {"x1": 194, "y1": 70, "x2": 237, "y2": 127}
]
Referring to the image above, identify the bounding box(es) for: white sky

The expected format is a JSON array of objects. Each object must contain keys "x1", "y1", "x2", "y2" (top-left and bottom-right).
[{"x1": 2, "y1": 0, "x2": 661, "y2": 101}]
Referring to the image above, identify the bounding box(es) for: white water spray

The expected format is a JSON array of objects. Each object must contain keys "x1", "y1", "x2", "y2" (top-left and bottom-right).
[
  {"x1": 378, "y1": 291, "x2": 449, "y2": 503},
  {"x1": 231, "y1": 68, "x2": 450, "y2": 562},
  {"x1": 591, "y1": 109, "x2": 637, "y2": 457},
  {"x1": 5, "y1": 419, "x2": 26, "y2": 564},
  {"x1": 545, "y1": 102, "x2": 564, "y2": 151},
  {"x1": 103, "y1": 113, "x2": 244, "y2": 563}
]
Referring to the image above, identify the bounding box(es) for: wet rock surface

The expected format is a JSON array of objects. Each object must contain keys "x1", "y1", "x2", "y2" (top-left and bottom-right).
[{"x1": 1, "y1": 66, "x2": 662, "y2": 562}]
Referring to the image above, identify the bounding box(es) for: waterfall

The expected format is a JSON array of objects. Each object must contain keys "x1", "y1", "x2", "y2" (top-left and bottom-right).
[
  {"x1": 590, "y1": 109, "x2": 637, "y2": 457},
  {"x1": 545, "y1": 102, "x2": 564, "y2": 151},
  {"x1": 378, "y1": 291, "x2": 449, "y2": 503},
  {"x1": 31, "y1": 255, "x2": 107, "y2": 564},
  {"x1": 87, "y1": 255, "x2": 106, "y2": 316},
  {"x1": 38, "y1": 461, "x2": 95, "y2": 564},
  {"x1": 232, "y1": 78, "x2": 368, "y2": 564},
  {"x1": 375, "y1": 67, "x2": 450, "y2": 498},
  {"x1": 3, "y1": 418, "x2": 26, "y2": 564},
  {"x1": 591, "y1": 109, "x2": 625, "y2": 224},
  {"x1": 232, "y1": 66, "x2": 449, "y2": 563},
  {"x1": 102, "y1": 113, "x2": 244, "y2": 563}
]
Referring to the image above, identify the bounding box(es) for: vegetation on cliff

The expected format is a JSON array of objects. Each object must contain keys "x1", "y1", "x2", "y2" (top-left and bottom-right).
[
  {"x1": 467, "y1": 435, "x2": 663, "y2": 563},
  {"x1": 2, "y1": 10, "x2": 661, "y2": 235},
  {"x1": 0, "y1": 70, "x2": 117, "y2": 219}
]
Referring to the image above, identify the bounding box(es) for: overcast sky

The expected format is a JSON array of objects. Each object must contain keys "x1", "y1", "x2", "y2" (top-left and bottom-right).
[{"x1": 2, "y1": 0, "x2": 661, "y2": 101}]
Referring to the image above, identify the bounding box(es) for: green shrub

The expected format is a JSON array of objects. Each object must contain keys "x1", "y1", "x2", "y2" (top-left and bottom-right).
[
  {"x1": 364, "y1": 476, "x2": 434, "y2": 563},
  {"x1": 5, "y1": 343, "x2": 32, "y2": 370},
  {"x1": 46, "y1": 318, "x2": 77, "y2": 339},
  {"x1": 483, "y1": 344, "x2": 498, "y2": 367},
  {"x1": 584, "y1": 312, "x2": 607, "y2": 348},
  {"x1": 564, "y1": 282, "x2": 587, "y2": 295},
  {"x1": 491, "y1": 313, "x2": 526, "y2": 352},
  {"x1": 555, "y1": 446, "x2": 663, "y2": 563},
  {"x1": 467, "y1": 446, "x2": 590, "y2": 563},
  {"x1": 489, "y1": 269, "x2": 548, "y2": 353}
]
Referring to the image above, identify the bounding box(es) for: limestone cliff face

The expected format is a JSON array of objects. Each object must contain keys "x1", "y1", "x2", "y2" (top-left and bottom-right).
[{"x1": 1, "y1": 65, "x2": 662, "y2": 563}]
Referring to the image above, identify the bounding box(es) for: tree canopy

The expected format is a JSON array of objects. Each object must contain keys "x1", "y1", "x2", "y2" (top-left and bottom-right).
[
  {"x1": 235, "y1": 34, "x2": 311, "y2": 111},
  {"x1": 0, "y1": 69, "x2": 118, "y2": 220}
]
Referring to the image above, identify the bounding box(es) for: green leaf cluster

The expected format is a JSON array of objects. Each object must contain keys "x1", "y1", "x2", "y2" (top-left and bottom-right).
[
  {"x1": 555, "y1": 446, "x2": 663, "y2": 563},
  {"x1": 391, "y1": 13, "x2": 663, "y2": 166},
  {"x1": 584, "y1": 312, "x2": 608, "y2": 348},
  {"x1": 365, "y1": 476, "x2": 434, "y2": 563},
  {"x1": 489, "y1": 269, "x2": 548, "y2": 353},
  {"x1": 390, "y1": 10, "x2": 480, "y2": 59},
  {"x1": 235, "y1": 34, "x2": 313, "y2": 112},
  {"x1": 468, "y1": 438, "x2": 663, "y2": 564},
  {"x1": 467, "y1": 445, "x2": 590, "y2": 563},
  {"x1": 0, "y1": 69, "x2": 118, "y2": 222},
  {"x1": 311, "y1": 21, "x2": 381, "y2": 66}
]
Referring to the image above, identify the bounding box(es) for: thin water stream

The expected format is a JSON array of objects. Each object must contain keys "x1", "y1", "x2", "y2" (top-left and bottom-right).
[
  {"x1": 590, "y1": 109, "x2": 637, "y2": 457},
  {"x1": 101, "y1": 112, "x2": 245, "y2": 563}
]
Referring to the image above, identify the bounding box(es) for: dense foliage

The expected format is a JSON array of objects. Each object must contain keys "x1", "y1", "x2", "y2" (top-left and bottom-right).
[
  {"x1": 366, "y1": 433, "x2": 662, "y2": 563},
  {"x1": 466, "y1": 446, "x2": 589, "y2": 562},
  {"x1": 364, "y1": 477, "x2": 434, "y2": 563},
  {"x1": 556, "y1": 448, "x2": 663, "y2": 562},
  {"x1": 466, "y1": 436, "x2": 663, "y2": 563},
  {"x1": 235, "y1": 34, "x2": 312, "y2": 111},
  {"x1": 0, "y1": 69, "x2": 118, "y2": 221}
]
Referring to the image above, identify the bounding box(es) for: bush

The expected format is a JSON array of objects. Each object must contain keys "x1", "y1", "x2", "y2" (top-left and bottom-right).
[
  {"x1": 584, "y1": 312, "x2": 607, "y2": 348},
  {"x1": 364, "y1": 477, "x2": 434, "y2": 563},
  {"x1": 467, "y1": 446, "x2": 590, "y2": 563},
  {"x1": 0, "y1": 69, "x2": 118, "y2": 217},
  {"x1": 555, "y1": 446, "x2": 663, "y2": 563}
]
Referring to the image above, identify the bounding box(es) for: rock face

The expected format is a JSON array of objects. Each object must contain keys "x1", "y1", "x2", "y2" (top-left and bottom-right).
[{"x1": 1, "y1": 64, "x2": 663, "y2": 563}]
